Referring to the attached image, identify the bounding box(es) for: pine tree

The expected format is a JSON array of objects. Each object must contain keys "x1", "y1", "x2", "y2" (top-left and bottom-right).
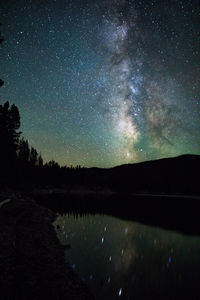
[
  {"x1": 0, "y1": 101, "x2": 21, "y2": 167},
  {"x1": 0, "y1": 23, "x2": 4, "y2": 87},
  {"x1": 30, "y1": 147, "x2": 38, "y2": 166},
  {"x1": 38, "y1": 154, "x2": 43, "y2": 167},
  {"x1": 17, "y1": 138, "x2": 30, "y2": 164}
]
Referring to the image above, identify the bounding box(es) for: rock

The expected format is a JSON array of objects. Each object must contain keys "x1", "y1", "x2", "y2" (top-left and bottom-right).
[{"x1": 0, "y1": 198, "x2": 11, "y2": 208}]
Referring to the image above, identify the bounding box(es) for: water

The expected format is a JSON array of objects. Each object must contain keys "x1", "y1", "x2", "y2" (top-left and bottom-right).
[{"x1": 54, "y1": 214, "x2": 200, "y2": 299}]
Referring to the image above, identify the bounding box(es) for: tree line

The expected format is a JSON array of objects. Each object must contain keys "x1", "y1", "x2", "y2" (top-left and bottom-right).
[
  {"x1": 0, "y1": 100, "x2": 86, "y2": 185},
  {"x1": 0, "y1": 27, "x2": 43, "y2": 171},
  {"x1": 0, "y1": 27, "x2": 85, "y2": 186}
]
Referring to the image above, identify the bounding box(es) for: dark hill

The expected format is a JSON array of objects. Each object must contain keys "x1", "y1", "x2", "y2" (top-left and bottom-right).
[
  {"x1": 108, "y1": 154, "x2": 200, "y2": 194},
  {"x1": 81, "y1": 154, "x2": 200, "y2": 195}
]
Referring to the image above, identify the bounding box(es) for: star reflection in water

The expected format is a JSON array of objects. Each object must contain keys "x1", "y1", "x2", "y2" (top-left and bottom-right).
[{"x1": 54, "y1": 214, "x2": 200, "y2": 299}]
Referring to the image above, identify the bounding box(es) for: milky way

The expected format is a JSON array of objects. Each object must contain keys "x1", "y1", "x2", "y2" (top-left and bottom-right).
[{"x1": 1, "y1": 0, "x2": 200, "y2": 167}]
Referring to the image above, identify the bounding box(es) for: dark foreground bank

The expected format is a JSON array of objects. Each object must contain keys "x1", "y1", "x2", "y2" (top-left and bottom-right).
[{"x1": 0, "y1": 193, "x2": 94, "y2": 300}]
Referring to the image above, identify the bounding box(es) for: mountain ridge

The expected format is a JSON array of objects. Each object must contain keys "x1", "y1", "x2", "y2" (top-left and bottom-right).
[{"x1": 99, "y1": 154, "x2": 200, "y2": 194}]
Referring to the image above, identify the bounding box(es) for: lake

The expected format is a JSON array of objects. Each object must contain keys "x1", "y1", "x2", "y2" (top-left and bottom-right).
[{"x1": 54, "y1": 214, "x2": 200, "y2": 299}]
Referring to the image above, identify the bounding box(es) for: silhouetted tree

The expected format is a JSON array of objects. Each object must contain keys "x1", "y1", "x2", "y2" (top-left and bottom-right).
[
  {"x1": 17, "y1": 138, "x2": 30, "y2": 164},
  {"x1": 0, "y1": 25, "x2": 22, "y2": 170},
  {"x1": 30, "y1": 147, "x2": 38, "y2": 166},
  {"x1": 17, "y1": 138, "x2": 43, "y2": 168},
  {"x1": 38, "y1": 154, "x2": 43, "y2": 167},
  {"x1": 46, "y1": 160, "x2": 60, "y2": 168},
  {"x1": 0, "y1": 23, "x2": 4, "y2": 87},
  {"x1": 0, "y1": 24, "x2": 45, "y2": 184},
  {"x1": 0, "y1": 101, "x2": 21, "y2": 168}
]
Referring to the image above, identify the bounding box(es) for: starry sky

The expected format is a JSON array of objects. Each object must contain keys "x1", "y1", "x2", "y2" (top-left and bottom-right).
[{"x1": 1, "y1": 0, "x2": 200, "y2": 167}]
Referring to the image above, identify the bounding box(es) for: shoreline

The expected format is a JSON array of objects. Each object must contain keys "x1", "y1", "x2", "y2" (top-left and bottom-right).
[
  {"x1": 0, "y1": 193, "x2": 95, "y2": 300},
  {"x1": 27, "y1": 188, "x2": 200, "y2": 236}
]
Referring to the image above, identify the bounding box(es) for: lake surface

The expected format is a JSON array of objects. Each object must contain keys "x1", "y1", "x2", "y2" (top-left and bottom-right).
[{"x1": 54, "y1": 214, "x2": 200, "y2": 299}]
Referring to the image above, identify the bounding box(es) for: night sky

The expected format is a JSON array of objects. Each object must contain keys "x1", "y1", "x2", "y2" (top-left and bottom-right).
[{"x1": 1, "y1": 0, "x2": 200, "y2": 167}]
